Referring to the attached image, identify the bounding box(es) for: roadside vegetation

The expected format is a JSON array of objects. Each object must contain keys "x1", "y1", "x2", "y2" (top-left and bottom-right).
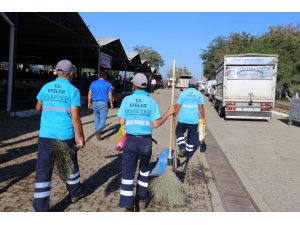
[{"x1": 200, "y1": 23, "x2": 300, "y2": 98}]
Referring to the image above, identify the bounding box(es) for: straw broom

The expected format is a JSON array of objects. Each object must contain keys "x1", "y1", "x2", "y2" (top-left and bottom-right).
[
  {"x1": 149, "y1": 60, "x2": 185, "y2": 206},
  {"x1": 52, "y1": 139, "x2": 76, "y2": 182}
]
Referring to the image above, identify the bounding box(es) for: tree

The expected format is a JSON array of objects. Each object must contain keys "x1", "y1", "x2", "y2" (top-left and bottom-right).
[
  {"x1": 167, "y1": 66, "x2": 191, "y2": 80},
  {"x1": 199, "y1": 25, "x2": 300, "y2": 97},
  {"x1": 133, "y1": 46, "x2": 164, "y2": 72}
]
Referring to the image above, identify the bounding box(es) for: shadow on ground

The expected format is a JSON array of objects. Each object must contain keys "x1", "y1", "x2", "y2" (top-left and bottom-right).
[{"x1": 50, "y1": 153, "x2": 122, "y2": 211}]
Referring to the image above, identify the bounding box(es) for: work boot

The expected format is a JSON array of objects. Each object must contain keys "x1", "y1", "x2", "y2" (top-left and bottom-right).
[
  {"x1": 178, "y1": 149, "x2": 186, "y2": 158},
  {"x1": 124, "y1": 201, "x2": 140, "y2": 212},
  {"x1": 125, "y1": 206, "x2": 134, "y2": 212},
  {"x1": 71, "y1": 185, "x2": 86, "y2": 203},
  {"x1": 138, "y1": 198, "x2": 149, "y2": 209}
]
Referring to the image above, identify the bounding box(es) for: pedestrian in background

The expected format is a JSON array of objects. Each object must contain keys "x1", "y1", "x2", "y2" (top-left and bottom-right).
[
  {"x1": 34, "y1": 59, "x2": 85, "y2": 212},
  {"x1": 87, "y1": 71, "x2": 113, "y2": 140},
  {"x1": 150, "y1": 77, "x2": 156, "y2": 93},
  {"x1": 174, "y1": 77, "x2": 206, "y2": 158},
  {"x1": 117, "y1": 73, "x2": 175, "y2": 212}
]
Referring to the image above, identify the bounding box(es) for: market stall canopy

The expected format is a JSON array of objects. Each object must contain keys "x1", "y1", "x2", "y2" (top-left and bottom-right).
[
  {"x1": 125, "y1": 51, "x2": 151, "y2": 72},
  {"x1": 151, "y1": 67, "x2": 157, "y2": 74},
  {"x1": 126, "y1": 51, "x2": 141, "y2": 64},
  {"x1": 96, "y1": 38, "x2": 128, "y2": 70},
  {"x1": 0, "y1": 12, "x2": 99, "y2": 68}
]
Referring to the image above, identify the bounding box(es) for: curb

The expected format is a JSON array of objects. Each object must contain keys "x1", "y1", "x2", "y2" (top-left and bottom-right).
[{"x1": 195, "y1": 148, "x2": 225, "y2": 212}]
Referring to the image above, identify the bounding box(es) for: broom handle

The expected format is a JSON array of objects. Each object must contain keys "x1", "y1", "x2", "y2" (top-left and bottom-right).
[
  {"x1": 168, "y1": 60, "x2": 176, "y2": 160},
  {"x1": 173, "y1": 120, "x2": 178, "y2": 171}
]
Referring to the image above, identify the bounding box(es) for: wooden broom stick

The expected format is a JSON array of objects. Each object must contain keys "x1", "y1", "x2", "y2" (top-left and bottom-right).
[{"x1": 168, "y1": 60, "x2": 176, "y2": 161}]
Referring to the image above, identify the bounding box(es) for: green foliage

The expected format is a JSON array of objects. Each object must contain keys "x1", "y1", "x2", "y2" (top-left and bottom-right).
[
  {"x1": 200, "y1": 24, "x2": 300, "y2": 96},
  {"x1": 133, "y1": 45, "x2": 164, "y2": 72}
]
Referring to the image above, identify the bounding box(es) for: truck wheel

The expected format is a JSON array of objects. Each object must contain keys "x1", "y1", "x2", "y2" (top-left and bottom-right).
[
  {"x1": 218, "y1": 106, "x2": 224, "y2": 117},
  {"x1": 288, "y1": 120, "x2": 292, "y2": 125}
]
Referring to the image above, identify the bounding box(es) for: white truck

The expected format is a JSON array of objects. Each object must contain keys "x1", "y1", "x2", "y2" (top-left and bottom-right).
[
  {"x1": 214, "y1": 54, "x2": 278, "y2": 120},
  {"x1": 178, "y1": 74, "x2": 192, "y2": 90}
]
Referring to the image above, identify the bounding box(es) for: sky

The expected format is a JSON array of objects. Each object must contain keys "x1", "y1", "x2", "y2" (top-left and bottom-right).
[{"x1": 80, "y1": 12, "x2": 300, "y2": 80}]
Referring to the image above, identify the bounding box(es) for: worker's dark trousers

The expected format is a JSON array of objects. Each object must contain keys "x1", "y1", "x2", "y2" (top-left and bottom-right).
[
  {"x1": 33, "y1": 137, "x2": 82, "y2": 212},
  {"x1": 175, "y1": 122, "x2": 198, "y2": 157},
  {"x1": 119, "y1": 135, "x2": 152, "y2": 208}
]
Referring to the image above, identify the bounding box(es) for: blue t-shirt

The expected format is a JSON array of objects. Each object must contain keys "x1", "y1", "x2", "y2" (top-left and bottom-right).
[
  {"x1": 118, "y1": 90, "x2": 161, "y2": 135},
  {"x1": 89, "y1": 79, "x2": 112, "y2": 102},
  {"x1": 36, "y1": 78, "x2": 81, "y2": 140},
  {"x1": 177, "y1": 88, "x2": 204, "y2": 124}
]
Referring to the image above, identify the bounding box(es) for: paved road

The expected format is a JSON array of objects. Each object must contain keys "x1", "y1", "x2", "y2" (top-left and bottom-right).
[
  {"x1": 0, "y1": 88, "x2": 216, "y2": 212},
  {"x1": 204, "y1": 95, "x2": 300, "y2": 211}
]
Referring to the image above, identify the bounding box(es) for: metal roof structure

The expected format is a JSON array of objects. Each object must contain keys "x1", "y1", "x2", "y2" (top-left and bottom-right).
[
  {"x1": 96, "y1": 38, "x2": 129, "y2": 70},
  {"x1": 126, "y1": 51, "x2": 141, "y2": 64},
  {"x1": 0, "y1": 12, "x2": 99, "y2": 68}
]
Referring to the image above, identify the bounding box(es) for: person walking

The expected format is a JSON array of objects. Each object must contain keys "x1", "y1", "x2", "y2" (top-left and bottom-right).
[
  {"x1": 87, "y1": 71, "x2": 113, "y2": 140},
  {"x1": 33, "y1": 59, "x2": 85, "y2": 212},
  {"x1": 150, "y1": 77, "x2": 156, "y2": 93},
  {"x1": 174, "y1": 77, "x2": 206, "y2": 158},
  {"x1": 117, "y1": 73, "x2": 175, "y2": 212}
]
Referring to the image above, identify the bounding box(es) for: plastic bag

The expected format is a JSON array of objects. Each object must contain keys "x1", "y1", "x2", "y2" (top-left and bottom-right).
[
  {"x1": 114, "y1": 124, "x2": 126, "y2": 145},
  {"x1": 115, "y1": 132, "x2": 128, "y2": 152},
  {"x1": 198, "y1": 119, "x2": 206, "y2": 143},
  {"x1": 198, "y1": 119, "x2": 207, "y2": 152}
]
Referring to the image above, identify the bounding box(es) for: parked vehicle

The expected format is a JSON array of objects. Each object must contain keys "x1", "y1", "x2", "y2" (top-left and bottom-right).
[
  {"x1": 214, "y1": 54, "x2": 278, "y2": 120},
  {"x1": 178, "y1": 74, "x2": 192, "y2": 89},
  {"x1": 208, "y1": 82, "x2": 216, "y2": 102},
  {"x1": 198, "y1": 81, "x2": 207, "y2": 92},
  {"x1": 204, "y1": 80, "x2": 216, "y2": 97}
]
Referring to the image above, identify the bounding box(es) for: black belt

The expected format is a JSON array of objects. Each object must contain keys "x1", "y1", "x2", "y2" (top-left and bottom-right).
[
  {"x1": 128, "y1": 134, "x2": 152, "y2": 138},
  {"x1": 92, "y1": 100, "x2": 105, "y2": 102}
]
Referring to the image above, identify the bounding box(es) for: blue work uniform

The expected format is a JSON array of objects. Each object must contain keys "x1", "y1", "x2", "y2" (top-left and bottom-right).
[
  {"x1": 117, "y1": 90, "x2": 160, "y2": 208},
  {"x1": 33, "y1": 78, "x2": 82, "y2": 212},
  {"x1": 176, "y1": 88, "x2": 204, "y2": 156},
  {"x1": 89, "y1": 79, "x2": 112, "y2": 133}
]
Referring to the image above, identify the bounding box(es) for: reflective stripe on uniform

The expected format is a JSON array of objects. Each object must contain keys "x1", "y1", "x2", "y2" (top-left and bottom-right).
[
  {"x1": 182, "y1": 105, "x2": 198, "y2": 108},
  {"x1": 67, "y1": 178, "x2": 80, "y2": 185},
  {"x1": 185, "y1": 147, "x2": 193, "y2": 152},
  {"x1": 177, "y1": 141, "x2": 185, "y2": 145},
  {"x1": 43, "y1": 106, "x2": 71, "y2": 114},
  {"x1": 69, "y1": 171, "x2": 80, "y2": 179},
  {"x1": 121, "y1": 179, "x2": 134, "y2": 185},
  {"x1": 177, "y1": 137, "x2": 185, "y2": 142},
  {"x1": 139, "y1": 170, "x2": 150, "y2": 176},
  {"x1": 120, "y1": 190, "x2": 133, "y2": 196},
  {"x1": 137, "y1": 180, "x2": 148, "y2": 187},
  {"x1": 35, "y1": 182, "x2": 51, "y2": 189},
  {"x1": 126, "y1": 120, "x2": 151, "y2": 126},
  {"x1": 34, "y1": 191, "x2": 50, "y2": 198},
  {"x1": 186, "y1": 143, "x2": 194, "y2": 148}
]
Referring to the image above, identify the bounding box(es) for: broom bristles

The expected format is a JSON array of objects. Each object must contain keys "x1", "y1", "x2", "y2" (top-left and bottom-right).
[
  {"x1": 52, "y1": 140, "x2": 76, "y2": 182},
  {"x1": 150, "y1": 166, "x2": 185, "y2": 206}
]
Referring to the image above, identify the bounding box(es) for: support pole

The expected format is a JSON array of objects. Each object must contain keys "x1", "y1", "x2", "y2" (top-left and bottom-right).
[
  {"x1": 122, "y1": 63, "x2": 127, "y2": 93},
  {"x1": 0, "y1": 13, "x2": 15, "y2": 112},
  {"x1": 97, "y1": 46, "x2": 101, "y2": 75}
]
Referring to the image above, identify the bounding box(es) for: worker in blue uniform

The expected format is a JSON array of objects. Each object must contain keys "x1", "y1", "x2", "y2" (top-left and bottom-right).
[
  {"x1": 33, "y1": 59, "x2": 85, "y2": 211},
  {"x1": 87, "y1": 71, "x2": 113, "y2": 140},
  {"x1": 117, "y1": 73, "x2": 175, "y2": 212},
  {"x1": 174, "y1": 77, "x2": 206, "y2": 158}
]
